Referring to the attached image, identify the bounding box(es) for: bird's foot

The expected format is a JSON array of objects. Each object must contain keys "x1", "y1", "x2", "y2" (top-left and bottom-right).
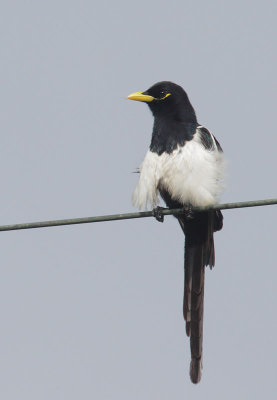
[
  {"x1": 153, "y1": 206, "x2": 166, "y2": 223},
  {"x1": 183, "y1": 205, "x2": 194, "y2": 220}
]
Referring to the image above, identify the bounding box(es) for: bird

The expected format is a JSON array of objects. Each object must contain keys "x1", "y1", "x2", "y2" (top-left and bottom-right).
[{"x1": 127, "y1": 81, "x2": 225, "y2": 383}]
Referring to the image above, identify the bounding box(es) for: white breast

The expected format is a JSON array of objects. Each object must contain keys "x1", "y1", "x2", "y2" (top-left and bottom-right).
[{"x1": 132, "y1": 129, "x2": 225, "y2": 210}]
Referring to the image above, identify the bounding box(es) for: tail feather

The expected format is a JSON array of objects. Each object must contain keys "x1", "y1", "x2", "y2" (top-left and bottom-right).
[
  {"x1": 184, "y1": 242, "x2": 193, "y2": 336},
  {"x1": 159, "y1": 183, "x2": 224, "y2": 383},
  {"x1": 182, "y1": 211, "x2": 218, "y2": 384},
  {"x1": 184, "y1": 241, "x2": 206, "y2": 384},
  {"x1": 190, "y1": 250, "x2": 205, "y2": 384}
]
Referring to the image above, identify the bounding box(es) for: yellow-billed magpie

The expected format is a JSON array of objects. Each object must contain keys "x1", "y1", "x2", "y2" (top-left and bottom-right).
[{"x1": 127, "y1": 81, "x2": 225, "y2": 384}]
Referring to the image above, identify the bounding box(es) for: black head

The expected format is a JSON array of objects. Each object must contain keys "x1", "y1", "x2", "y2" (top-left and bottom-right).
[{"x1": 127, "y1": 81, "x2": 197, "y2": 123}]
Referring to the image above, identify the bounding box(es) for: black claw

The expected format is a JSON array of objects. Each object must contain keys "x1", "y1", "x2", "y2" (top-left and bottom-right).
[
  {"x1": 183, "y1": 205, "x2": 194, "y2": 220},
  {"x1": 153, "y1": 206, "x2": 165, "y2": 223}
]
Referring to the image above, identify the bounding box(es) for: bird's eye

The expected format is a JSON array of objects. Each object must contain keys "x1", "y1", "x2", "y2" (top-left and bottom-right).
[{"x1": 158, "y1": 91, "x2": 171, "y2": 101}]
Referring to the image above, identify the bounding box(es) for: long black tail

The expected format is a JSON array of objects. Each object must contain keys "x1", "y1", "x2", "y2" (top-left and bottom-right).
[
  {"x1": 158, "y1": 187, "x2": 223, "y2": 383},
  {"x1": 181, "y1": 210, "x2": 222, "y2": 383}
]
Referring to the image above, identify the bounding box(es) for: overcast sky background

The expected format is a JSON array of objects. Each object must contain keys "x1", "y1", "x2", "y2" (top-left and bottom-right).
[{"x1": 0, "y1": 1, "x2": 277, "y2": 399}]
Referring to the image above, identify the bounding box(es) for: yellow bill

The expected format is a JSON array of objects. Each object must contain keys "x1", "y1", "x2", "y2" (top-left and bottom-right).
[{"x1": 127, "y1": 91, "x2": 154, "y2": 102}]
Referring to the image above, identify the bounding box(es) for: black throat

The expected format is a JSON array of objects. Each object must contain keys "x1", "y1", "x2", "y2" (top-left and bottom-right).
[{"x1": 150, "y1": 117, "x2": 198, "y2": 155}]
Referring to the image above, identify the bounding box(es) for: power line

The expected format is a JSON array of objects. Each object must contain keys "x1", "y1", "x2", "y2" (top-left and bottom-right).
[{"x1": 0, "y1": 198, "x2": 276, "y2": 233}]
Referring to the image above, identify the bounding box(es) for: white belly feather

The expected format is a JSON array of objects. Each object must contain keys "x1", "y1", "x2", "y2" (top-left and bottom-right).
[{"x1": 132, "y1": 130, "x2": 225, "y2": 210}]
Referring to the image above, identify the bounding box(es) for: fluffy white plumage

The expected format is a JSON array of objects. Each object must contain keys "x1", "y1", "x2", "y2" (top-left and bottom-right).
[{"x1": 132, "y1": 128, "x2": 225, "y2": 210}]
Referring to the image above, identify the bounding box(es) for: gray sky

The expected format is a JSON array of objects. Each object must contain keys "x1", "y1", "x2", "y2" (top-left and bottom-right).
[{"x1": 0, "y1": 0, "x2": 277, "y2": 398}]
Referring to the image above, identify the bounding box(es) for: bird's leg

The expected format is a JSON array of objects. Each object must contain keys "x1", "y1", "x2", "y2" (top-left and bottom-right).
[
  {"x1": 183, "y1": 205, "x2": 194, "y2": 220},
  {"x1": 153, "y1": 206, "x2": 166, "y2": 223}
]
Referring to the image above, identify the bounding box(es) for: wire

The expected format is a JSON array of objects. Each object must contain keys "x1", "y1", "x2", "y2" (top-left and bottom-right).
[{"x1": 0, "y1": 198, "x2": 276, "y2": 232}]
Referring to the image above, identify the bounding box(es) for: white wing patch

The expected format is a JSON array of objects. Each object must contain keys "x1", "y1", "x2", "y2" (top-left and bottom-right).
[{"x1": 132, "y1": 128, "x2": 225, "y2": 210}]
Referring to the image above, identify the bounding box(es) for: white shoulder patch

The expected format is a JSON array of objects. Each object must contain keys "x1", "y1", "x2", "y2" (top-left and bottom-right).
[{"x1": 133, "y1": 129, "x2": 225, "y2": 210}]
